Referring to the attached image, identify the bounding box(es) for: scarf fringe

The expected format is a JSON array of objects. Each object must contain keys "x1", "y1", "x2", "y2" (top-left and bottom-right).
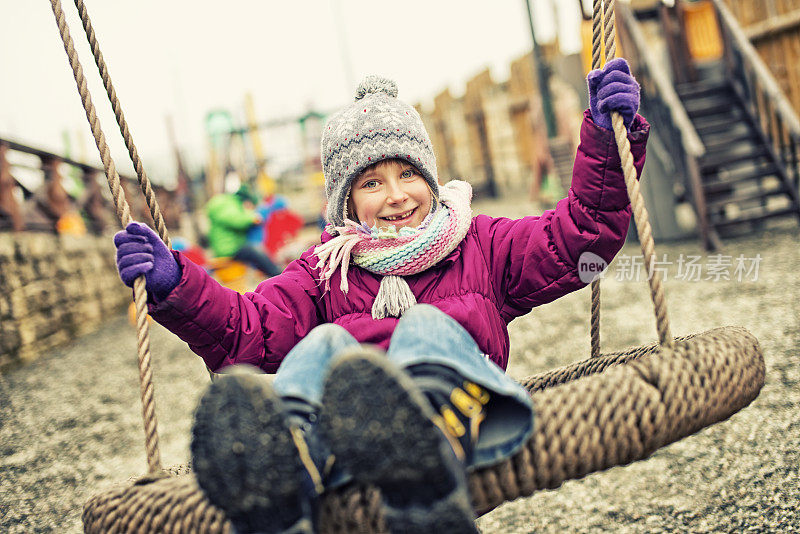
[
  {"x1": 313, "y1": 229, "x2": 362, "y2": 293},
  {"x1": 371, "y1": 275, "x2": 418, "y2": 319}
]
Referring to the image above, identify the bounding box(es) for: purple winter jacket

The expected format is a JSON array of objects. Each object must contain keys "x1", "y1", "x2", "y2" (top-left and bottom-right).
[{"x1": 149, "y1": 111, "x2": 649, "y2": 374}]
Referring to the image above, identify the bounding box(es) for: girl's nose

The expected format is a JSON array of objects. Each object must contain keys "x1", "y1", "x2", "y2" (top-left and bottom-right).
[{"x1": 386, "y1": 182, "x2": 408, "y2": 204}]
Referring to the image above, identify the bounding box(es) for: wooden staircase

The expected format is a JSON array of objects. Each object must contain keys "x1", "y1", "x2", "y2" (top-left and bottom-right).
[
  {"x1": 677, "y1": 78, "x2": 800, "y2": 234},
  {"x1": 549, "y1": 136, "x2": 576, "y2": 192}
]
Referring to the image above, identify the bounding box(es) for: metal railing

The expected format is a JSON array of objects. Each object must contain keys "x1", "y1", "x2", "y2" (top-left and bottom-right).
[
  {"x1": 712, "y1": 0, "x2": 800, "y2": 205},
  {"x1": 0, "y1": 137, "x2": 180, "y2": 234},
  {"x1": 616, "y1": 3, "x2": 721, "y2": 250}
]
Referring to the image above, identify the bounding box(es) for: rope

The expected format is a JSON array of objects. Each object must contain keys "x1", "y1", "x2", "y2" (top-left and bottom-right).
[
  {"x1": 590, "y1": 280, "x2": 600, "y2": 358},
  {"x1": 604, "y1": 2, "x2": 674, "y2": 348},
  {"x1": 49, "y1": 0, "x2": 162, "y2": 473},
  {"x1": 591, "y1": 0, "x2": 603, "y2": 72},
  {"x1": 611, "y1": 109, "x2": 674, "y2": 347},
  {"x1": 70, "y1": 0, "x2": 220, "y2": 387},
  {"x1": 72, "y1": 0, "x2": 171, "y2": 248},
  {"x1": 603, "y1": 0, "x2": 617, "y2": 63},
  {"x1": 589, "y1": 0, "x2": 603, "y2": 358},
  {"x1": 589, "y1": 0, "x2": 674, "y2": 349}
]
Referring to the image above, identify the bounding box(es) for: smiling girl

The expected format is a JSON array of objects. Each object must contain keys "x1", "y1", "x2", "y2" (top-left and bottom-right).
[
  {"x1": 113, "y1": 68, "x2": 647, "y2": 534},
  {"x1": 348, "y1": 161, "x2": 432, "y2": 229}
]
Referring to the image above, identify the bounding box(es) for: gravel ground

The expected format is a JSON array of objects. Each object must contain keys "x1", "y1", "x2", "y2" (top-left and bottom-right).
[{"x1": 1, "y1": 197, "x2": 798, "y2": 533}]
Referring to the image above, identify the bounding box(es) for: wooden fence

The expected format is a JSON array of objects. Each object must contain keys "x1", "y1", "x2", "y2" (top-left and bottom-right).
[
  {"x1": 726, "y1": 0, "x2": 800, "y2": 116},
  {"x1": 417, "y1": 51, "x2": 582, "y2": 200}
]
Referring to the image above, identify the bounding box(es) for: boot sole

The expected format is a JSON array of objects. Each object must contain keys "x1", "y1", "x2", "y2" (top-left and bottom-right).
[
  {"x1": 191, "y1": 367, "x2": 311, "y2": 533},
  {"x1": 319, "y1": 349, "x2": 477, "y2": 534}
]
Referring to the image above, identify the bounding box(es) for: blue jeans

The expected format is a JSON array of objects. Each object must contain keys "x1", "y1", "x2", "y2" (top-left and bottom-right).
[
  {"x1": 233, "y1": 244, "x2": 281, "y2": 277},
  {"x1": 273, "y1": 304, "x2": 534, "y2": 473}
]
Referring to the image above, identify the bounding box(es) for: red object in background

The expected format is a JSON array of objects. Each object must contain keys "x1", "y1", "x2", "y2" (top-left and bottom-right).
[
  {"x1": 182, "y1": 245, "x2": 208, "y2": 267},
  {"x1": 264, "y1": 209, "x2": 304, "y2": 256}
]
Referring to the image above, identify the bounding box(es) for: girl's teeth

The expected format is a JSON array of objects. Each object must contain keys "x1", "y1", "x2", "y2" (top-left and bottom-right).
[{"x1": 384, "y1": 210, "x2": 412, "y2": 221}]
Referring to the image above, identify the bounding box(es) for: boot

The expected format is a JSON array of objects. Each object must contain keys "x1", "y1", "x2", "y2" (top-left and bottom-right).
[
  {"x1": 405, "y1": 363, "x2": 490, "y2": 467},
  {"x1": 191, "y1": 365, "x2": 321, "y2": 534},
  {"x1": 319, "y1": 348, "x2": 479, "y2": 534}
]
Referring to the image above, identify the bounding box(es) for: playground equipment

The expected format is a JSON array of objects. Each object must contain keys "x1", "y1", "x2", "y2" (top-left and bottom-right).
[
  {"x1": 206, "y1": 257, "x2": 249, "y2": 294},
  {"x1": 44, "y1": 0, "x2": 764, "y2": 532}
]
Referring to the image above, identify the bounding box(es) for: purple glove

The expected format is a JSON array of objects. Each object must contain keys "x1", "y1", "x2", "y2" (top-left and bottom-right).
[
  {"x1": 588, "y1": 58, "x2": 640, "y2": 131},
  {"x1": 114, "y1": 222, "x2": 180, "y2": 301}
]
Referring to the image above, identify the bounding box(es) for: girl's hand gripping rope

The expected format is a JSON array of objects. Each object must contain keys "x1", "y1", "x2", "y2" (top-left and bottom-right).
[
  {"x1": 114, "y1": 222, "x2": 181, "y2": 301},
  {"x1": 587, "y1": 57, "x2": 640, "y2": 131}
]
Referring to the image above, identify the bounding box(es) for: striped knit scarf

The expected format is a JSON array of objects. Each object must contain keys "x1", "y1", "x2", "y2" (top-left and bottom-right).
[{"x1": 314, "y1": 180, "x2": 473, "y2": 319}]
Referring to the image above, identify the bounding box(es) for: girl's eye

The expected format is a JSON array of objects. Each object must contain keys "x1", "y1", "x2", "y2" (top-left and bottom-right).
[
  {"x1": 362, "y1": 179, "x2": 379, "y2": 189},
  {"x1": 401, "y1": 169, "x2": 415, "y2": 179}
]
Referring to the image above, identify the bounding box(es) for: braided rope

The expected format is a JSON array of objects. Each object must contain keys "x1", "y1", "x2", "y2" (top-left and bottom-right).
[
  {"x1": 590, "y1": 279, "x2": 601, "y2": 358},
  {"x1": 71, "y1": 0, "x2": 216, "y2": 384},
  {"x1": 603, "y1": 0, "x2": 617, "y2": 63},
  {"x1": 589, "y1": 0, "x2": 604, "y2": 359},
  {"x1": 591, "y1": 0, "x2": 603, "y2": 73},
  {"x1": 603, "y1": 2, "x2": 674, "y2": 348},
  {"x1": 612, "y1": 110, "x2": 674, "y2": 347},
  {"x1": 72, "y1": 0, "x2": 171, "y2": 248},
  {"x1": 588, "y1": 0, "x2": 673, "y2": 349},
  {"x1": 49, "y1": 0, "x2": 162, "y2": 472}
]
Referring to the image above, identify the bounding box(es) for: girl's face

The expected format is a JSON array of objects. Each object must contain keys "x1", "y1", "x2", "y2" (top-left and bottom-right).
[{"x1": 348, "y1": 160, "x2": 432, "y2": 230}]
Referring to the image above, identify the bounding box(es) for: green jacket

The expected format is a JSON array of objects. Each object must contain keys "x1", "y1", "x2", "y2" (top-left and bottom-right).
[{"x1": 205, "y1": 194, "x2": 257, "y2": 257}]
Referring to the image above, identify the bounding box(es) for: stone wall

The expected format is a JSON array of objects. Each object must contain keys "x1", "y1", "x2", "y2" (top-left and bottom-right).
[{"x1": 0, "y1": 232, "x2": 129, "y2": 371}]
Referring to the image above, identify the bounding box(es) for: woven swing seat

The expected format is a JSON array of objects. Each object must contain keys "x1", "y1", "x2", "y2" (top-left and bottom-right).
[{"x1": 82, "y1": 325, "x2": 764, "y2": 534}]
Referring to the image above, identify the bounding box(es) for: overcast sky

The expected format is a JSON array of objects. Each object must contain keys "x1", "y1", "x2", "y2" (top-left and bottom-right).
[{"x1": 1, "y1": 1, "x2": 584, "y2": 185}]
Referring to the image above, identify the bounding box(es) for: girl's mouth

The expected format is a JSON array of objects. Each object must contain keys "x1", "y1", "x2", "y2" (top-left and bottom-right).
[{"x1": 380, "y1": 208, "x2": 416, "y2": 223}]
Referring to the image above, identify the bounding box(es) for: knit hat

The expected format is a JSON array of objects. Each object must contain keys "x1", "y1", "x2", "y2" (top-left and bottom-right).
[{"x1": 320, "y1": 75, "x2": 439, "y2": 228}]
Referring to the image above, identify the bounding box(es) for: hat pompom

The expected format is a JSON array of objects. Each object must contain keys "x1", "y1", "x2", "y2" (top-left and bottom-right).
[{"x1": 355, "y1": 75, "x2": 398, "y2": 101}]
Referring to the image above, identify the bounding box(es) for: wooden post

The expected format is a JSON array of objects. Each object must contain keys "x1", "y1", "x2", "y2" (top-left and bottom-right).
[
  {"x1": 40, "y1": 156, "x2": 71, "y2": 231},
  {"x1": 523, "y1": 0, "x2": 557, "y2": 138},
  {"x1": 434, "y1": 89, "x2": 476, "y2": 184},
  {"x1": 660, "y1": 4, "x2": 698, "y2": 84},
  {"x1": 685, "y1": 152, "x2": 721, "y2": 251},
  {"x1": 155, "y1": 186, "x2": 179, "y2": 231},
  {"x1": 464, "y1": 70, "x2": 497, "y2": 197},
  {"x1": 432, "y1": 89, "x2": 456, "y2": 180},
  {"x1": 0, "y1": 142, "x2": 24, "y2": 231},
  {"x1": 508, "y1": 52, "x2": 551, "y2": 202},
  {"x1": 81, "y1": 168, "x2": 108, "y2": 234}
]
